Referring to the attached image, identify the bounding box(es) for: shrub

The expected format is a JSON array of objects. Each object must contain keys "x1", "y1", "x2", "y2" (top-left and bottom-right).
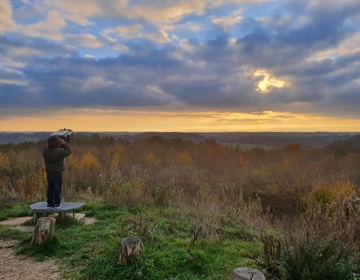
[
  {"x1": 103, "y1": 175, "x2": 148, "y2": 206},
  {"x1": 282, "y1": 239, "x2": 356, "y2": 280},
  {"x1": 260, "y1": 231, "x2": 283, "y2": 278},
  {"x1": 304, "y1": 178, "x2": 357, "y2": 215}
]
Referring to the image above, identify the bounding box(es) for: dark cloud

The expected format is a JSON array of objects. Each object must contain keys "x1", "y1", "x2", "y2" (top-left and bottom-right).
[
  {"x1": 0, "y1": 35, "x2": 74, "y2": 57},
  {"x1": 296, "y1": 58, "x2": 335, "y2": 77},
  {"x1": 237, "y1": 27, "x2": 271, "y2": 54},
  {"x1": 1, "y1": 0, "x2": 360, "y2": 122}
]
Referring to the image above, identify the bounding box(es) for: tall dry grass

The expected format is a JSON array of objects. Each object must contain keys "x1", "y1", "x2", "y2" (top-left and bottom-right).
[{"x1": 1, "y1": 138, "x2": 359, "y2": 215}]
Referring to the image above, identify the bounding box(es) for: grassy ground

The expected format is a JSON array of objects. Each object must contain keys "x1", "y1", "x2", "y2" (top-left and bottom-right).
[
  {"x1": 0, "y1": 203, "x2": 32, "y2": 220},
  {"x1": 0, "y1": 203, "x2": 264, "y2": 280}
]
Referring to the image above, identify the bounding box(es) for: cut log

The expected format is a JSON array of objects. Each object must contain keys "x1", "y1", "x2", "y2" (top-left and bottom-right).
[
  {"x1": 118, "y1": 236, "x2": 141, "y2": 264},
  {"x1": 233, "y1": 267, "x2": 266, "y2": 280},
  {"x1": 31, "y1": 217, "x2": 56, "y2": 246}
]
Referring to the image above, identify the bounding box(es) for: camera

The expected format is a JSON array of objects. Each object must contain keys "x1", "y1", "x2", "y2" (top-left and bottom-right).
[{"x1": 51, "y1": 128, "x2": 73, "y2": 143}]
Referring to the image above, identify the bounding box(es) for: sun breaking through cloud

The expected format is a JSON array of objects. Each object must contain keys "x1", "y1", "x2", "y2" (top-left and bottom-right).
[
  {"x1": 0, "y1": 0, "x2": 360, "y2": 132},
  {"x1": 255, "y1": 70, "x2": 287, "y2": 93}
]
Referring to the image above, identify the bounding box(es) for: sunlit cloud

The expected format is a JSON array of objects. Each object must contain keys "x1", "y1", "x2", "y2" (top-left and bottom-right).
[
  {"x1": 110, "y1": 24, "x2": 143, "y2": 39},
  {"x1": 172, "y1": 21, "x2": 202, "y2": 33},
  {"x1": 66, "y1": 34, "x2": 105, "y2": 48},
  {"x1": 314, "y1": 32, "x2": 360, "y2": 58},
  {"x1": 1, "y1": 0, "x2": 360, "y2": 132},
  {"x1": 126, "y1": 1, "x2": 208, "y2": 24},
  {"x1": 43, "y1": 0, "x2": 102, "y2": 26},
  {"x1": 211, "y1": 10, "x2": 243, "y2": 28},
  {"x1": 254, "y1": 70, "x2": 287, "y2": 93},
  {"x1": 0, "y1": 0, "x2": 15, "y2": 33},
  {"x1": 16, "y1": 10, "x2": 66, "y2": 40},
  {"x1": 142, "y1": 30, "x2": 172, "y2": 44}
]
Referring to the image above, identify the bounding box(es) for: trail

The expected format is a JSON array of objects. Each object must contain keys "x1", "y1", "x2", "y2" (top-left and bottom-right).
[
  {"x1": 0, "y1": 215, "x2": 96, "y2": 279},
  {"x1": 0, "y1": 239, "x2": 61, "y2": 280}
]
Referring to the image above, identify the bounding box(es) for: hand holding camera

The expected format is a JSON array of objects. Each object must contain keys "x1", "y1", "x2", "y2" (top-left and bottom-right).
[{"x1": 59, "y1": 138, "x2": 66, "y2": 146}]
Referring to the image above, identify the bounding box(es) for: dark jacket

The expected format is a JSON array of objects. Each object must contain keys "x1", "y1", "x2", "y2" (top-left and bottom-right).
[{"x1": 43, "y1": 143, "x2": 71, "y2": 173}]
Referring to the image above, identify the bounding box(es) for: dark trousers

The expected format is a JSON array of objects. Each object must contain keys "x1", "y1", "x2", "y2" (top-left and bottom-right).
[{"x1": 47, "y1": 173, "x2": 62, "y2": 205}]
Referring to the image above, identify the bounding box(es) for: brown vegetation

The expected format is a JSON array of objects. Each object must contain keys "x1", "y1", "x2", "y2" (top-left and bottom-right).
[{"x1": 1, "y1": 135, "x2": 360, "y2": 276}]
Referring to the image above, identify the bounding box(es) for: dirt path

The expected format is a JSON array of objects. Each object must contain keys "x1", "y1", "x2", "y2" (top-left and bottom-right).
[
  {"x1": 0, "y1": 239, "x2": 61, "y2": 280},
  {"x1": 0, "y1": 215, "x2": 96, "y2": 279}
]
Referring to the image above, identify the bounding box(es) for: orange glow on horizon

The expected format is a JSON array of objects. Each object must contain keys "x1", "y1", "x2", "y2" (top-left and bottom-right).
[{"x1": 1, "y1": 109, "x2": 360, "y2": 132}]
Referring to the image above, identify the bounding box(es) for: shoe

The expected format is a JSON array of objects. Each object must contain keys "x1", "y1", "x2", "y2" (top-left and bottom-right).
[
  {"x1": 53, "y1": 204, "x2": 60, "y2": 208},
  {"x1": 47, "y1": 204, "x2": 54, "y2": 207}
]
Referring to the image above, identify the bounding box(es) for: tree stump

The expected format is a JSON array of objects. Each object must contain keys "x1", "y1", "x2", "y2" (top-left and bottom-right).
[
  {"x1": 233, "y1": 267, "x2": 266, "y2": 280},
  {"x1": 31, "y1": 217, "x2": 56, "y2": 246},
  {"x1": 118, "y1": 236, "x2": 141, "y2": 264}
]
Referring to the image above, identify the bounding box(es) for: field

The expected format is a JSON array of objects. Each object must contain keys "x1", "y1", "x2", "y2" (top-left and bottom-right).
[{"x1": 1, "y1": 134, "x2": 360, "y2": 279}]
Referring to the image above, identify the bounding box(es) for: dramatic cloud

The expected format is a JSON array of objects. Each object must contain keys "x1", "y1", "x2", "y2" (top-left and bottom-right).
[{"x1": 1, "y1": 0, "x2": 360, "y2": 131}]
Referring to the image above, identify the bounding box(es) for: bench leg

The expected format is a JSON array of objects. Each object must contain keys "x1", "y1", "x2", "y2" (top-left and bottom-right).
[{"x1": 33, "y1": 212, "x2": 38, "y2": 224}]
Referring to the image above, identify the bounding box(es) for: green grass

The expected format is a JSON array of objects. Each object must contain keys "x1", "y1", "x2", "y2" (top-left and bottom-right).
[
  {"x1": 0, "y1": 203, "x2": 32, "y2": 221},
  {"x1": 0, "y1": 226, "x2": 29, "y2": 240},
  {"x1": 0, "y1": 203, "x2": 264, "y2": 280}
]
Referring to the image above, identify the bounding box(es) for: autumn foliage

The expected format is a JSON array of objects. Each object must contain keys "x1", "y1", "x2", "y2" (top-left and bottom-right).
[
  {"x1": 0, "y1": 135, "x2": 359, "y2": 212},
  {"x1": 1, "y1": 134, "x2": 360, "y2": 275}
]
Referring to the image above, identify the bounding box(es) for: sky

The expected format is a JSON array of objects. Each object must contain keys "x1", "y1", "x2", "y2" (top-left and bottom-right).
[{"x1": 1, "y1": 0, "x2": 360, "y2": 132}]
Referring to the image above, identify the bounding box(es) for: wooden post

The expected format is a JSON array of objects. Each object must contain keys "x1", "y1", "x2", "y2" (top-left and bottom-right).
[
  {"x1": 233, "y1": 267, "x2": 266, "y2": 280},
  {"x1": 31, "y1": 217, "x2": 56, "y2": 246},
  {"x1": 118, "y1": 236, "x2": 141, "y2": 264}
]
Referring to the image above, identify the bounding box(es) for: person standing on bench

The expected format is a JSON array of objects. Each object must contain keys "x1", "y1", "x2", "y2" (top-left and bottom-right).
[{"x1": 43, "y1": 136, "x2": 72, "y2": 208}]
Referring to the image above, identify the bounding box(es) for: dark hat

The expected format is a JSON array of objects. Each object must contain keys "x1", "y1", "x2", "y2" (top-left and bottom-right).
[{"x1": 48, "y1": 136, "x2": 60, "y2": 148}]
